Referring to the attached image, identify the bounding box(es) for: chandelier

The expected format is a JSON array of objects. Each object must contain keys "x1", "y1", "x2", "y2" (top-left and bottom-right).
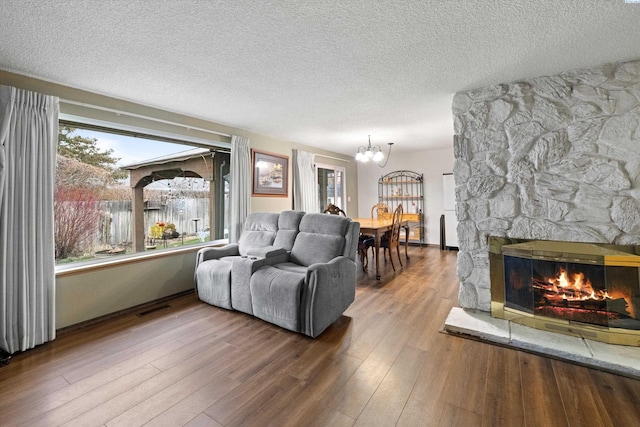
[{"x1": 355, "y1": 135, "x2": 393, "y2": 167}]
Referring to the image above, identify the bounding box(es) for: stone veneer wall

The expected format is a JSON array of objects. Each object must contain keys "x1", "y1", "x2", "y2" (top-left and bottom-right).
[{"x1": 452, "y1": 59, "x2": 640, "y2": 312}]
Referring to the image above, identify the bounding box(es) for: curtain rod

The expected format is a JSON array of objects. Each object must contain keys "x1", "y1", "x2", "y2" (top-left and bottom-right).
[
  {"x1": 314, "y1": 153, "x2": 351, "y2": 163},
  {"x1": 60, "y1": 99, "x2": 231, "y2": 138}
]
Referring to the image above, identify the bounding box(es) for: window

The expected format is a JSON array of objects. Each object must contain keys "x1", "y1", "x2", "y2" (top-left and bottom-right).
[
  {"x1": 55, "y1": 124, "x2": 229, "y2": 264},
  {"x1": 316, "y1": 163, "x2": 346, "y2": 213}
]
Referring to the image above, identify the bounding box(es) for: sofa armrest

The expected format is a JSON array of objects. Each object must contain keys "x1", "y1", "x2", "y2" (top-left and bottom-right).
[
  {"x1": 244, "y1": 246, "x2": 287, "y2": 258},
  {"x1": 302, "y1": 256, "x2": 356, "y2": 337},
  {"x1": 196, "y1": 244, "x2": 240, "y2": 267}
]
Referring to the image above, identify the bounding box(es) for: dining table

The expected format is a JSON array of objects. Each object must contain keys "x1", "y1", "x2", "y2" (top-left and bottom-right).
[{"x1": 353, "y1": 217, "x2": 410, "y2": 280}]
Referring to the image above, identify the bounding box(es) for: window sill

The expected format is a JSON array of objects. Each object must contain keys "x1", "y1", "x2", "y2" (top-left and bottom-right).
[{"x1": 55, "y1": 239, "x2": 229, "y2": 277}]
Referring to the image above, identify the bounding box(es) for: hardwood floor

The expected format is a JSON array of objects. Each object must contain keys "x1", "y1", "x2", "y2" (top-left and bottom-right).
[{"x1": 2, "y1": 246, "x2": 640, "y2": 426}]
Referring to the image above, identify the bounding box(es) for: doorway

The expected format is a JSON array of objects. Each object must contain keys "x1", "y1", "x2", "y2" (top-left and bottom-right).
[{"x1": 317, "y1": 163, "x2": 346, "y2": 213}]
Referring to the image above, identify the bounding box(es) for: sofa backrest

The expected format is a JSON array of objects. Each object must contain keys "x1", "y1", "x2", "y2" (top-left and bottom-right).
[
  {"x1": 238, "y1": 212, "x2": 280, "y2": 256},
  {"x1": 290, "y1": 213, "x2": 355, "y2": 267},
  {"x1": 273, "y1": 210, "x2": 305, "y2": 251},
  {"x1": 343, "y1": 221, "x2": 360, "y2": 261}
]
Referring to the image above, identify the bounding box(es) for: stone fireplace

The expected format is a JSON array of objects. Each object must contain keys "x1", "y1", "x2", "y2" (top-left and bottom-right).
[
  {"x1": 447, "y1": 59, "x2": 640, "y2": 372},
  {"x1": 452, "y1": 58, "x2": 640, "y2": 315}
]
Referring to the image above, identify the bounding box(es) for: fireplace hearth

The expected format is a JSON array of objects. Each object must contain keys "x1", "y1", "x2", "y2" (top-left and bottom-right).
[{"x1": 490, "y1": 238, "x2": 640, "y2": 346}]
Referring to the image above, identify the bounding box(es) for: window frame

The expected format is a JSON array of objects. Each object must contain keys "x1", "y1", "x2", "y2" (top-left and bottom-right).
[{"x1": 54, "y1": 115, "x2": 232, "y2": 271}]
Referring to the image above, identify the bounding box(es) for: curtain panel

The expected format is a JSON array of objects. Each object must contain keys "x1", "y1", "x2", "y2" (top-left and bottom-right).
[
  {"x1": 0, "y1": 86, "x2": 58, "y2": 354},
  {"x1": 229, "y1": 135, "x2": 250, "y2": 243},
  {"x1": 292, "y1": 149, "x2": 317, "y2": 213}
]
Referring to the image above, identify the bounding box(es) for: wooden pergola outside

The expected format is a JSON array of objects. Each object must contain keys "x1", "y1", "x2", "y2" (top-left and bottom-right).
[{"x1": 122, "y1": 149, "x2": 217, "y2": 252}]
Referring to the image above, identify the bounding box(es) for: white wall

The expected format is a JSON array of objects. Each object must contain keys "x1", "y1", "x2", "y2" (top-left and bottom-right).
[{"x1": 357, "y1": 147, "x2": 454, "y2": 245}]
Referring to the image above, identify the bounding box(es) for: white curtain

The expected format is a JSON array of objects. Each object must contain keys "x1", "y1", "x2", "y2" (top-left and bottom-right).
[
  {"x1": 292, "y1": 149, "x2": 317, "y2": 213},
  {"x1": 229, "y1": 135, "x2": 250, "y2": 243},
  {"x1": 0, "y1": 86, "x2": 58, "y2": 354}
]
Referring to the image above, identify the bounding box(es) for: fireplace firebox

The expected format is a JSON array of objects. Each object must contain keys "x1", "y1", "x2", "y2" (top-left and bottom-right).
[{"x1": 490, "y1": 239, "x2": 640, "y2": 346}]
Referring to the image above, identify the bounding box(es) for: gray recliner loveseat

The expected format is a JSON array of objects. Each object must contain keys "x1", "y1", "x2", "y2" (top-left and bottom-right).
[{"x1": 194, "y1": 211, "x2": 359, "y2": 337}]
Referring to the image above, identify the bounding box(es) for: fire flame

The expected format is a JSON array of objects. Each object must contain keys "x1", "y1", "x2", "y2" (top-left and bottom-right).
[{"x1": 545, "y1": 267, "x2": 610, "y2": 301}]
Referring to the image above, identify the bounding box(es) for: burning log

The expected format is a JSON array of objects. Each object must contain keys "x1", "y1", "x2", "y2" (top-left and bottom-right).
[{"x1": 532, "y1": 276, "x2": 609, "y2": 302}]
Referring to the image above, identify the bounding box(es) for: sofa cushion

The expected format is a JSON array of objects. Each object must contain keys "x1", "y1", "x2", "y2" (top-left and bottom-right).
[
  {"x1": 238, "y1": 212, "x2": 279, "y2": 256},
  {"x1": 273, "y1": 210, "x2": 305, "y2": 251},
  {"x1": 273, "y1": 262, "x2": 309, "y2": 275},
  {"x1": 250, "y1": 266, "x2": 306, "y2": 332},
  {"x1": 290, "y1": 213, "x2": 349, "y2": 267}
]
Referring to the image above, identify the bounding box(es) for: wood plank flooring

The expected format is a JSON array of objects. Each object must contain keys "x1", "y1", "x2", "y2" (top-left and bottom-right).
[{"x1": 2, "y1": 246, "x2": 640, "y2": 426}]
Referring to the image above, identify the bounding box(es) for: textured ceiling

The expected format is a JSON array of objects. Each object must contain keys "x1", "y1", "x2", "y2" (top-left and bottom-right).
[{"x1": 2, "y1": 1, "x2": 640, "y2": 155}]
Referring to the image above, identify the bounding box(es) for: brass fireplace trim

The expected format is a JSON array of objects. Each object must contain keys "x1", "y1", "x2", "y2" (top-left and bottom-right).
[
  {"x1": 501, "y1": 240, "x2": 640, "y2": 267},
  {"x1": 489, "y1": 237, "x2": 640, "y2": 347},
  {"x1": 492, "y1": 301, "x2": 640, "y2": 346}
]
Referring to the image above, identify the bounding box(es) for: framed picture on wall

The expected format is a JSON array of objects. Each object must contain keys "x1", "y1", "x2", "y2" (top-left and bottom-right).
[{"x1": 251, "y1": 149, "x2": 289, "y2": 197}]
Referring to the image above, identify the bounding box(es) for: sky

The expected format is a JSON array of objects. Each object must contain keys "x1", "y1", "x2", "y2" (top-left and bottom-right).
[{"x1": 74, "y1": 128, "x2": 191, "y2": 167}]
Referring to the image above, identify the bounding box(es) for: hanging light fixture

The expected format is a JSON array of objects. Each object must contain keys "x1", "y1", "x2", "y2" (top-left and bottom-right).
[{"x1": 355, "y1": 135, "x2": 393, "y2": 167}]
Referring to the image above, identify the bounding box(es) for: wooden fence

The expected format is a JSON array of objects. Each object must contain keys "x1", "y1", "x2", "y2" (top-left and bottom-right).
[{"x1": 96, "y1": 198, "x2": 210, "y2": 249}]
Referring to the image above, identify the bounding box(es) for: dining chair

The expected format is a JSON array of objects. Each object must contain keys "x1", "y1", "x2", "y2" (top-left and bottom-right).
[
  {"x1": 357, "y1": 238, "x2": 369, "y2": 272},
  {"x1": 363, "y1": 202, "x2": 392, "y2": 262},
  {"x1": 370, "y1": 202, "x2": 390, "y2": 219},
  {"x1": 380, "y1": 203, "x2": 403, "y2": 271},
  {"x1": 357, "y1": 202, "x2": 387, "y2": 271},
  {"x1": 323, "y1": 203, "x2": 346, "y2": 216}
]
